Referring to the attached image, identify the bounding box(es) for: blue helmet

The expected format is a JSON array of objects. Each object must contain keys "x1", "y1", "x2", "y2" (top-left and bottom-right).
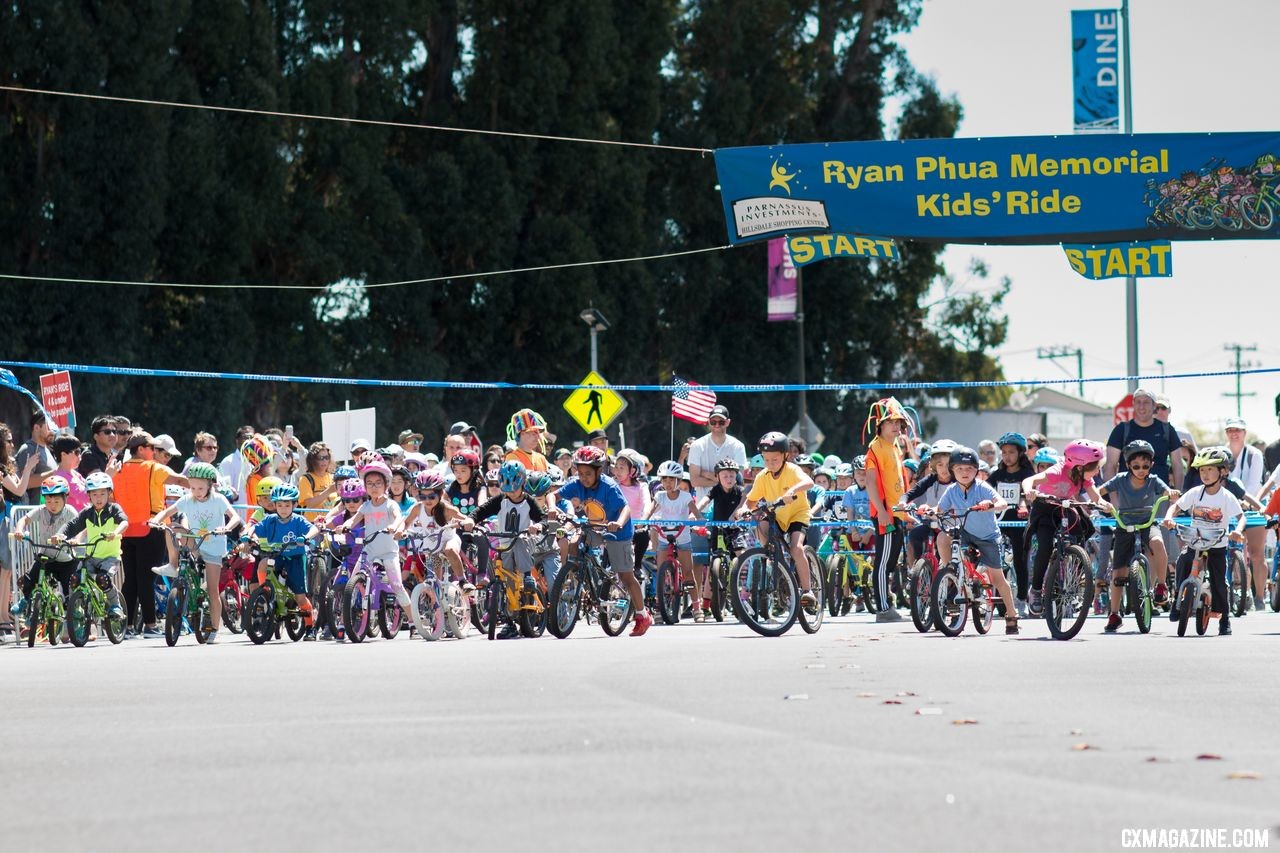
[
  {"x1": 40, "y1": 476, "x2": 70, "y2": 496},
  {"x1": 904, "y1": 459, "x2": 919, "y2": 473},
  {"x1": 334, "y1": 465, "x2": 358, "y2": 481},
  {"x1": 997, "y1": 431, "x2": 1027, "y2": 450},
  {"x1": 270, "y1": 483, "x2": 300, "y2": 502},
  {"x1": 525, "y1": 471, "x2": 554, "y2": 498},
  {"x1": 499, "y1": 460, "x2": 527, "y2": 494},
  {"x1": 1033, "y1": 447, "x2": 1060, "y2": 466}
]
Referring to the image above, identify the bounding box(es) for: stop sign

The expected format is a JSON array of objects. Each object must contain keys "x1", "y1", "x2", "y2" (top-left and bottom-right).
[{"x1": 1113, "y1": 393, "x2": 1134, "y2": 426}]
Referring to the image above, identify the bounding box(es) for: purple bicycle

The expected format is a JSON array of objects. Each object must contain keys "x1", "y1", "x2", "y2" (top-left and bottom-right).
[{"x1": 341, "y1": 530, "x2": 406, "y2": 643}]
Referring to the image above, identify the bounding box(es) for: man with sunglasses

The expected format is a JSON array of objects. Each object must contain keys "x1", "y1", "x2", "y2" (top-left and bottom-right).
[
  {"x1": 1104, "y1": 388, "x2": 1185, "y2": 487},
  {"x1": 687, "y1": 405, "x2": 747, "y2": 502},
  {"x1": 1098, "y1": 439, "x2": 1175, "y2": 630},
  {"x1": 78, "y1": 415, "x2": 122, "y2": 477}
]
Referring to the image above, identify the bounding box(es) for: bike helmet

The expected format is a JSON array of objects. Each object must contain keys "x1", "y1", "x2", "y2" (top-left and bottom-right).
[
  {"x1": 1191, "y1": 445, "x2": 1232, "y2": 470},
  {"x1": 997, "y1": 431, "x2": 1027, "y2": 450},
  {"x1": 656, "y1": 460, "x2": 685, "y2": 478},
  {"x1": 187, "y1": 462, "x2": 219, "y2": 481},
  {"x1": 903, "y1": 459, "x2": 919, "y2": 473},
  {"x1": 852, "y1": 455, "x2": 867, "y2": 471},
  {"x1": 84, "y1": 472, "x2": 113, "y2": 492},
  {"x1": 757, "y1": 431, "x2": 789, "y2": 453},
  {"x1": 240, "y1": 435, "x2": 273, "y2": 469},
  {"x1": 40, "y1": 476, "x2": 69, "y2": 496},
  {"x1": 615, "y1": 448, "x2": 645, "y2": 474},
  {"x1": 361, "y1": 460, "x2": 393, "y2": 484},
  {"x1": 823, "y1": 454, "x2": 844, "y2": 469},
  {"x1": 815, "y1": 466, "x2": 835, "y2": 481},
  {"x1": 1062, "y1": 439, "x2": 1105, "y2": 470},
  {"x1": 484, "y1": 469, "x2": 500, "y2": 486},
  {"x1": 749, "y1": 454, "x2": 764, "y2": 469},
  {"x1": 713, "y1": 457, "x2": 741, "y2": 473},
  {"x1": 450, "y1": 450, "x2": 480, "y2": 469},
  {"x1": 216, "y1": 484, "x2": 238, "y2": 503},
  {"x1": 571, "y1": 445, "x2": 607, "y2": 468},
  {"x1": 255, "y1": 476, "x2": 283, "y2": 498},
  {"x1": 499, "y1": 460, "x2": 527, "y2": 493},
  {"x1": 918, "y1": 445, "x2": 932, "y2": 466},
  {"x1": 948, "y1": 447, "x2": 980, "y2": 468},
  {"x1": 339, "y1": 479, "x2": 367, "y2": 501},
  {"x1": 415, "y1": 470, "x2": 446, "y2": 492},
  {"x1": 390, "y1": 465, "x2": 412, "y2": 485},
  {"x1": 334, "y1": 465, "x2": 358, "y2": 481},
  {"x1": 525, "y1": 471, "x2": 554, "y2": 498},
  {"x1": 794, "y1": 454, "x2": 815, "y2": 469},
  {"x1": 1032, "y1": 447, "x2": 1060, "y2": 466},
  {"x1": 546, "y1": 466, "x2": 565, "y2": 487},
  {"x1": 1123, "y1": 439, "x2": 1156, "y2": 463},
  {"x1": 929, "y1": 439, "x2": 958, "y2": 456},
  {"x1": 835, "y1": 463, "x2": 854, "y2": 478},
  {"x1": 269, "y1": 483, "x2": 300, "y2": 503}
]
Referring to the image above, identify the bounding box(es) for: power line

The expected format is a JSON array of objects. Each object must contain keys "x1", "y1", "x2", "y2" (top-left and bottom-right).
[
  {"x1": 0, "y1": 245, "x2": 730, "y2": 291},
  {"x1": 1036, "y1": 346, "x2": 1083, "y2": 397},
  {"x1": 1223, "y1": 342, "x2": 1258, "y2": 417},
  {"x1": 0, "y1": 84, "x2": 713, "y2": 155}
]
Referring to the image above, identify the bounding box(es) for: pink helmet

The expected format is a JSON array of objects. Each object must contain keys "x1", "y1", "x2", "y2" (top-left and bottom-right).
[
  {"x1": 338, "y1": 479, "x2": 367, "y2": 501},
  {"x1": 361, "y1": 460, "x2": 393, "y2": 483},
  {"x1": 415, "y1": 470, "x2": 446, "y2": 492},
  {"x1": 1062, "y1": 439, "x2": 1105, "y2": 470}
]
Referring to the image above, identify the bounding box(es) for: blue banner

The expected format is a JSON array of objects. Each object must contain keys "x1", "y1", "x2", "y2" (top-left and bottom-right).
[
  {"x1": 787, "y1": 233, "x2": 900, "y2": 266},
  {"x1": 713, "y1": 133, "x2": 1280, "y2": 246},
  {"x1": 1062, "y1": 241, "x2": 1171, "y2": 279},
  {"x1": 1072, "y1": 10, "x2": 1121, "y2": 133}
]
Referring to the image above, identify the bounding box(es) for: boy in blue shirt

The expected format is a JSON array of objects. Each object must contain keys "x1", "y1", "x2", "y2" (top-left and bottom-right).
[
  {"x1": 250, "y1": 483, "x2": 319, "y2": 630},
  {"x1": 933, "y1": 447, "x2": 1018, "y2": 634}
]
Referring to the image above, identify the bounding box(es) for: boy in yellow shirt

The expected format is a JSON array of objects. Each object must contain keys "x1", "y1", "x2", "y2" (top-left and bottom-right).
[
  {"x1": 863, "y1": 397, "x2": 917, "y2": 621},
  {"x1": 734, "y1": 431, "x2": 817, "y2": 608}
]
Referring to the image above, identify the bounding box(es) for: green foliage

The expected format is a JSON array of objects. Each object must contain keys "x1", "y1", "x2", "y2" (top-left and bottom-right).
[{"x1": 0, "y1": 0, "x2": 1006, "y2": 458}]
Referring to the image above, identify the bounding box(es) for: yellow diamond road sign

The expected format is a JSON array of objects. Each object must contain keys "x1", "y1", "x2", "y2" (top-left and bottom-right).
[{"x1": 563, "y1": 371, "x2": 627, "y2": 433}]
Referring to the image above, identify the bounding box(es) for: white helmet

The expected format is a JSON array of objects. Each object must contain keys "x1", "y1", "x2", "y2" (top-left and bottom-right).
[
  {"x1": 656, "y1": 460, "x2": 685, "y2": 478},
  {"x1": 930, "y1": 439, "x2": 958, "y2": 455}
]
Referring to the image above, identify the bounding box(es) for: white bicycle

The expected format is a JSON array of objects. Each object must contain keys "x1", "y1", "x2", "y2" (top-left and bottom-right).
[{"x1": 408, "y1": 529, "x2": 471, "y2": 641}]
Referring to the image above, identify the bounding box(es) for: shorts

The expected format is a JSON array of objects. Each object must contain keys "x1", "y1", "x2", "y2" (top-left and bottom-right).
[
  {"x1": 959, "y1": 532, "x2": 1001, "y2": 571},
  {"x1": 83, "y1": 556, "x2": 120, "y2": 577},
  {"x1": 269, "y1": 555, "x2": 307, "y2": 595},
  {"x1": 785, "y1": 521, "x2": 808, "y2": 535}
]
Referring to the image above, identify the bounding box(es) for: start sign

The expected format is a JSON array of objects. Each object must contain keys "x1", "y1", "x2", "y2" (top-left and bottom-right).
[
  {"x1": 39, "y1": 371, "x2": 76, "y2": 430},
  {"x1": 1113, "y1": 393, "x2": 1134, "y2": 426}
]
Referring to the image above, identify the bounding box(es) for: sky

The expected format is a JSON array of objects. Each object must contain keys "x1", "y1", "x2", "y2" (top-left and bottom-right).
[{"x1": 896, "y1": 0, "x2": 1280, "y2": 442}]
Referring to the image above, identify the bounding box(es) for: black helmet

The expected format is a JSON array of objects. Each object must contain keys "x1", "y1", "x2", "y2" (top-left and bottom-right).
[
  {"x1": 713, "y1": 457, "x2": 741, "y2": 472},
  {"x1": 794, "y1": 454, "x2": 815, "y2": 468},
  {"x1": 1123, "y1": 439, "x2": 1155, "y2": 463},
  {"x1": 757, "y1": 431, "x2": 789, "y2": 453},
  {"x1": 948, "y1": 447, "x2": 980, "y2": 468}
]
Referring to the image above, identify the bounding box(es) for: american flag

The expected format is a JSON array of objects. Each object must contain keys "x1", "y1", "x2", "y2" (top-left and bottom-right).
[{"x1": 671, "y1": 375, "x2": 717, "y2": 424}]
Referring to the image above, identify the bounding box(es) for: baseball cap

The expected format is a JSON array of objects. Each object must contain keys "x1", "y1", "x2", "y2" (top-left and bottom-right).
[
  {"x1": 1225, "y1": 417, "x2": 1248, "y2": 431},
  {"x1": 450, "y1": 421, "x2": 477, "y2": 435},
  {"x1": 152, "y1": 434, "x2": 179, "y2": 456},
  {"x1": 554, "y1": 447, "x2": 572, "y2": 460},
  {"x1": 398, "y1": 429, "x2": 423, "y2": 445},
  {"x1": 1154, "y1": 395, "x2": 1171, "y2": 410},
  {"x1": 350, "y1": 438, "x2": 371, "y2": 454},
  {"x1": 709, "y1": 405, "x2": 730, "y2": 420},
  {"x1": 586, "y1": 429, "x2": 607, "y2": 441},
  {"x1": 424, "y1": 452, "x2": 441, "y2": 465},
  {"x1": 1132, "y1": 388, "x2": 1156, "y2": 402}
]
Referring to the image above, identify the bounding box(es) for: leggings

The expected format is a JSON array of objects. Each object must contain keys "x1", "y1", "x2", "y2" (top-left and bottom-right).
[
  {"x1": 1003, "y1": 526, "x2": 1028, "y2": 600},
  {"x1": 1175, "y1": 547, "x2": 1229, "y2": 615},
  {"x1": 873, "y1": 525, "x2": 904, "y2": 611},
  {"x1": 1027, "y1": 502, "x2": 1058, "y2": 591},
  {"x1": 121, "y1": 529, "x2": 165, "y2": 626},
  {"x1": 632, "y1": 530, "x2": 648, "y2": 571}
]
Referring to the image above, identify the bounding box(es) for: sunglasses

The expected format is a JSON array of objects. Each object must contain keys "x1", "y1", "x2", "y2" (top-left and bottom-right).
[
  {"x1": 316, "y1": 455, "x2": 331, "y2": 462},
  {"x1": 422, "y1": 492, "x2": 442, "y2": 501},
  {"x1": 99, "y1": 429, "x2": 120, "y2": 435},
  {"x1": 342, "y1": 497, "x2": 362, "y2": 503},
  {"x1": 404, "y1": 440, "x2": 421, "y2": 446},
  {"x1": 1129, "y1": 462, "x2": 1151, "y2": 470},
  {"x1": 708, "y1": 419, "x2": 727, "y2": 426}
]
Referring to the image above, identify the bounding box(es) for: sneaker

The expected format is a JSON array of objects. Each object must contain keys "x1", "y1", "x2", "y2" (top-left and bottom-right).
[
  {"x1": 1219, "y1": 616, "x2": 1232, "y2": 636},
  {"x1": 522, "y1": 574, "x2": 536, "y2": 592},
  {"x1": 9, "y1": 597, "x2": 26, "y2": 616},
  {"x1": 875, "y1": 609, "x2": 903, "y2": 623},
  {"x1": 303, "y1": 627, "x2": 316, "y2": 641},
  {"x1": 799, "y1": 590, "x2": 818, "y2": 610},
  {"x1": 205, "y1": 630, "x2": 218, "y2": 645},
  {"x1": 1105, "y1": 613, "x2": 1122, "y2": 633},
  {"x1": 630, "y1": 609, "x2": 653, "y2": 637},
  {"x1": 124, "y1": 628, "x2": 138, "y2": 639},
  {"x1": 108, "y1": 604, "x2": 124, "y2": 619},
  {"x1": 1153, "y1": 583, "x2": 1168, "y2": 605},
  {"x1": 496, "y1": 623, "x2": 521, "y2": 640},
  {"x1": 1254, "y1": 597, "x2": 1265, "y2": 612},
  {"x1": 142, "y1": 626, "x2": 164, "y2": 638},
  {"x1": 151, "y1": 563, "x2": 179, "y2": 578},
  {"x1": 1014, "y1": 598, "x2": 1027, "y2": 618},
  {"x1": 1028, "y1": 590, "x2": 1043, "y2": 618}
]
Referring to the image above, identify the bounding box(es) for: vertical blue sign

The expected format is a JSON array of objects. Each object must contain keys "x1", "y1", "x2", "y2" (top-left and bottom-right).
[{"x1": 1072, "y1": 10, "x2": 1120, "y2": 133}]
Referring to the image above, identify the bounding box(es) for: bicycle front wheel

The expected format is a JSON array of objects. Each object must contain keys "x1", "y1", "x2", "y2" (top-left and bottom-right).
[
  {"x1": 1042, "y1": 545, "x2": 1094, "y2": 640},
  {"x1": 1129, "y1": 559, "x2": 1152, "y2": 634},
  {"x1": 411, "y1": 583, "x2": 443, "y2": 641},
  {"x1": 342, "y1": 574, "x2": 370, "y2": 644},
  {"x1": 547, "y1": 564, "x2": 582, "y2": 639},
  {"x1": 1229, "y1": 551, "x2": 1249, "y2": 617},
  {"x1": 656, "y1": 561, "x2": 681, "y2": 625},
  {"x1": 908, "y1": 559, "x2": 933, "y2": 633},
  {"x1": 67, "y1": 590, "x2": 92, "y2": 647},
  {"x1": 709, "y1": 556, "x2": 727, "y2": 622},
  {"x1": 221, "y1": 586, "x2": 244, "y2": 635},
  {"x1": 245, "y1": 586, "x2": 276, "y2": 645},
  {"x1": 598, "y1": 571, "x2": 633, "y2": 637},
  {"x1": 164, "y1": 584, "x2": 185, "y2": 647},
  {"x1": 728, "y1": 548, "x2": 798, "y2": 638},
  {"x1": 929, "y1": 567, "x2": 967, "y2": 637},
  {"x1": 378, "y1": 594, "x2": 403, "y2": 640}
]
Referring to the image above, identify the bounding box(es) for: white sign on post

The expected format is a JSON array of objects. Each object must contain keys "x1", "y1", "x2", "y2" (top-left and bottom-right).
[{"x1": 321, "y1": 405, "x2": 377, "y2": 463}]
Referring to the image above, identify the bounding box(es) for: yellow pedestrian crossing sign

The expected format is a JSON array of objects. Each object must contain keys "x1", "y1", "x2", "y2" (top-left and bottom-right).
[{"x1": 563, "y1": 371, "x2": 627, "y2": 433}]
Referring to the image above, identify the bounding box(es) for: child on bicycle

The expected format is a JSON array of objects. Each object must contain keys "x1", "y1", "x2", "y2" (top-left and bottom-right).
[
  {"x1": 396, "y1": 470, "x2": 471, "y2": 587},
  {"x1": 1097, "y1": 439, "x2": 1175, "y2": 633},
  {"x1": 647, "y1": 460, "x2": 703, "y2": 621},
  {"x1": 335, "y1": 461, "x2": 411, "y2": 617},
  {"x1": 58, "y1": 471, "x2": 127, "y2": 620},
  {"x1": 840, "y1": 457, "x2": 875, "y2": 551},
  {"x1": 733, "y1": 432, "x2": 817, "y2": 610},
  {"x1": 614, "y1": 449, "x2": 654, "y2": 575},
  {"x1": 901, "y1": 440, "x2": 957, "y2": 567},
  {"x1": 1022, "y1": 440, "x2": 1111, "y2": 616},
  {"x1": 470, "y1": 460, "x2": 546, "y2": 639},
  {"x1": 1162, "y1": 446, "x2": 1247, "y2": 636},
  {"x1": 696, "y1": 457, "x2": 747, "y2": 556},
  {"x1": 252, "y1": 482, "x2": 321, "y2": 631},
  {"x1": 932, "y1": 447, "x2": 1019, "y2": 634},
  {"x1": 148, "y1": 462, "x2": 237, "y2": 642},
  {"x1": 522, "y1": 470, "x2": 564, "y2": 591},
  {"x1": 13, "y1": 477, "x2": 79, "y2": 606}
]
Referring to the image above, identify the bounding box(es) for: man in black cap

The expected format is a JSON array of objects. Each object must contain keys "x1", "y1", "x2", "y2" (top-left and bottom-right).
[
  {"x1": 450, "y1": 421, "x2": 482, "y2": 455},
  {"x1": 586, "y1": 429, "x2": 609, "y2": 451},
  {"x1": 687, "y1": 404, "x2": 747, "y2": 501}
]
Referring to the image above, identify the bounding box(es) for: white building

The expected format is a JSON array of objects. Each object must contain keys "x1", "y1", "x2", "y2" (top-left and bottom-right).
[{"x1": 922, "y1": 387, "x2": 1114, "y2": 449}]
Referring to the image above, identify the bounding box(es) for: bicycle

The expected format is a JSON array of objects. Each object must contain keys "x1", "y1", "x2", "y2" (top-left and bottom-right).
[
  {"x1": 65, "y1": 537, "x2": 127, "y2": 647},
  {"x1": 728, "y1": 501, "x2": 823, "y2": 637},
  {"x1": 926, "y1": 507, "x2": 998, "y2": 637},
  {"x1": 1227, "y1": 536, "x2": 1250, "y2": 618},
  {"x1": 547, "y1": 520, "x2": 635, "y2": 638},
  {"x1": 12, "y1": 537, "x2": 72, "y2": 647},
  {"x1": 705, "y1": 527, "x2": 737, "y2": 622},
  {"x1": 408, "y1": 528, "x2": 473, "y2": 641},
  {"x1": 824, "y1": 528, "x2": 875, "y2": 617},
  {"x1": 1268, "y1": 518, "x2": 1280, "y2": 612},
  {"x1": 1037, "y1": 497, "x2": 1102, "y2": 641},
  {"x1": 342, "y1": 530, "x2": 407, "y2": 644},
  {"x1": 1104, "y1": 496, "x2": 1168, "y2": 635},
  {"x1": 654, "y1": 531, "x2": 690, "y2": 625},
  {"x1": 482, "y1": 526, "x2": 546, "y2": 639},
  {"x1": 1172, "y1": 525, "x2": 1233, "y2": 637},
  {"x1": 218, "y1": 549, "x2": 251, "y2": 635},
  {"x1": 906, "y1": 511, "x2": 942, "y2": 633},
  {"x1": 154, "y1": 526, "x2": 217, "y2": 647},
  {"x1": 243, "y1": 537, "x2": 311, "y2": 645}
]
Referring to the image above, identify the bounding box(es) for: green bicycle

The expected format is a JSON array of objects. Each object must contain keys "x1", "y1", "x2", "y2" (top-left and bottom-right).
[
  {"x1": 243, "y1": 538, "x2": 310, "y2": 645},
  {"x1": 824, "y1": 529, "x2": 876, "y2": 617},
  {"x1": 1105, "y1": 496, "x2": 1167, "y2": 635},
  {"x1": 154, "y1": 526, "x2": 216, "y2": 647},
  {"x1": 12, "y1": 536, "x2": 71, "y2": 648},
  {"x1": 66, "y1": 537, "x2": 127, "y2": 647}
]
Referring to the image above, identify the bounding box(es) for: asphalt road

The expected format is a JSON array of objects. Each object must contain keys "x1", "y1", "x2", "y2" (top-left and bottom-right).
[{"x1": 3, "y1": 608, "x2": 1277, "y2": 853}]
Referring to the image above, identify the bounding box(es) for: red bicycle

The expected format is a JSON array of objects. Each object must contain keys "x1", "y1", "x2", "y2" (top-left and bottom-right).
[
  {"x1": 927, "y1": 506, "x2": 998, "y2": 636},
  {"x1": 655, "y1": 532, "x2": 692, "y2": 624},
  {"x1": 906, "y1": 507, "x2": 943, "y2": 633},
  {"x1": 219, "y1": 552, "x2": 253, "y2": 634}
]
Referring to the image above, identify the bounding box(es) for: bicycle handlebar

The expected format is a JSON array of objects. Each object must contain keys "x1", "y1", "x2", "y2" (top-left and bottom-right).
[{"x1": 1105, "y1": 495, "x2": 1169, "y2": 533}]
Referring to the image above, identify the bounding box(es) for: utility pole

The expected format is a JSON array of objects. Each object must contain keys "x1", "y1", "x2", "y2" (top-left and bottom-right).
[
  {"x1": 1121, "y1": 0, "x2": 1138, "y2": 392},
  {"x1": 1223, "y1": 343, "x2": 1257, "y2": 417},
  {"x1": 1037, "y1": 346, "x2": 1084, "y2": 398}
]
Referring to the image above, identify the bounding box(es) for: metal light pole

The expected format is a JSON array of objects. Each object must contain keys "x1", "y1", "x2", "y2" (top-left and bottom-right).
[
  {"x1": 1121, "y1": 0, "x2": 1138, "y2": 392},
  {"x1": 579, "y1": 307, "x2": 610, "y2": 374}
]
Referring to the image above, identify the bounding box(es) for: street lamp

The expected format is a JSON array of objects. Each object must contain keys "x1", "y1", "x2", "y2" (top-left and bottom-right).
[
  {"x1": 579, "y1": 307, "x2": 610, "y2": 374},
  {"x1": 1155, "y1": 358, "x2": 1165, "y2": 393}
]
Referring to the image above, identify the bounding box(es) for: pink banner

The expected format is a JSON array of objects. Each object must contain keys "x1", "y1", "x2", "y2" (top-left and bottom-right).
[{"x1": 767, "y1": 238, "x2": 797, "y2": 322}]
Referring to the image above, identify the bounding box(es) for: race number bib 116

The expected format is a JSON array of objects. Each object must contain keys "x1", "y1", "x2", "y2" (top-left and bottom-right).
[{"x1": 996, "y1": 482, "x2": 1021, "y2": 505}]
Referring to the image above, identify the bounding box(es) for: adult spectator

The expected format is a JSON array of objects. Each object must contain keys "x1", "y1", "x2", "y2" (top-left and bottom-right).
[
  {"x1": 1263, "y1": 420, "x2": 1280, "y2": 479},
  {"x1": 1104, "y1": 388, "x2": 1184, "y2": 485},
  {"x1": 1026, "y1": 433, "x2": 1049, "y2": 458},
  {"x1": 1154, "y1": 396, "x2": 1172, "y2": 423},
  {"x1": 0, "y1": 421, "x2": 40, "y2": 639},
  {"x1": 977, "y1": 439, "x2": 999, "y2": 469},
  {"x1": 349, "y1": 437, "x2": 372, "y2": 464},
  {"x1": 553, "y1": 448, "x2": 573, "y2": 477},
  {"x1": 112, "y1": 416, "x2": 133, "y2": 454},
  {"x1": 298, "y1": 442, "x2": 337, "y2": 509},
  {"x1": 687, "y1": 405, "x2": 748, "y2": 500},
  {"x1": 13, "y1": 411, "x2": 55, "y2": 505},
  {"x1": 586, "y1": 429, "x2": 609, "y2": 451},
  {"x1": 114, "y1": 431, "x2": 189, "y2": 637},
  {"x1": 450, "y1": 421, "x2": 483, "y2": 454},
  {"x1": 78, "y1": 416, "x2": 122, "y2": 476},
  {"x1": 152, "y1": 434, "x2": 180, "y2": 472},
  {"x1": 182, "y1": 432, "x2": 220, "y2": 474},
  {"x1": 398, "y1": 429, "x2": 424, "y2": 455},
  {"x1": 1225, "y1": 417, "x2": 1266, "y2": 610},
  {"x1": 219, "y1": 425, "x2": 256, "y2": 486}
]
